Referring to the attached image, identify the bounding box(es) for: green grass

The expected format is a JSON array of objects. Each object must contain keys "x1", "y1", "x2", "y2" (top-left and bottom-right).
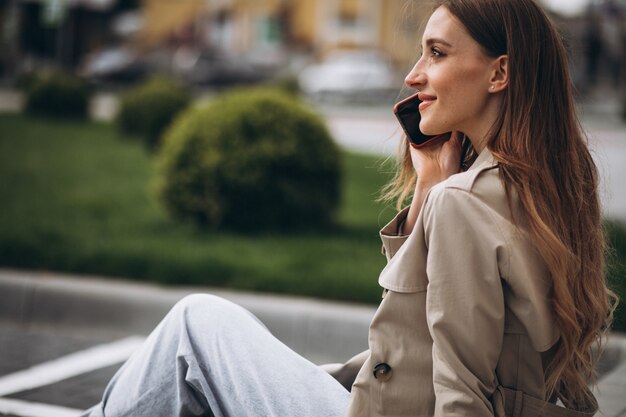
[
  {"x1": 605, "y1": 221, "x2": 626, "y2": 332},
  {"x1": 1, "y1": 113, "x2": 625, "y2": 330},
  {"x1": 0, "y1": 113, "x2": 397, "y2": 304}
]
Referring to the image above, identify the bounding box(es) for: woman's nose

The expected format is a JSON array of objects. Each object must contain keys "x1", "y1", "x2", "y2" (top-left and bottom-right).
[{"x1": 404, "y1": 60, "x2": 426, "y2": 90}]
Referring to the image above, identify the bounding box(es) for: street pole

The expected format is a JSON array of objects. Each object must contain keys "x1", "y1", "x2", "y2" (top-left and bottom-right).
[
  {"x1": 2, "y1": 0, "x2": 21, "y2": 80},
  {"x1": 44, "y1": 0, "x2": 69, "y2": 69}
]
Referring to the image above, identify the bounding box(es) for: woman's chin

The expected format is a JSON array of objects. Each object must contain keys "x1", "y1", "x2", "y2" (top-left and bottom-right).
[{"x1": 419, "y1": 124, "x2": 446, "y2": 137}]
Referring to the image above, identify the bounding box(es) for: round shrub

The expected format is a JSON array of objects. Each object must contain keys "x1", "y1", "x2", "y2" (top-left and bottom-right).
[
  {"x1": 155, "y1": 88, "x2": 342, "y2": 232},
  {"x1": 116, "y1": 77, "x2": 191, "y2": 149},
  {"x1": 24, "y1": 72, "x2": 89, "y2": 119}
]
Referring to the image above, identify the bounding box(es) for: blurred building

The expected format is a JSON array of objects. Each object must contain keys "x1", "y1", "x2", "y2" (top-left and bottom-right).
[
  {"x1": 0, "y1": 0, "x2": 138, "y2": 74},
  {"x1": 0, "y1": 0, "x2": 429, "y2": 81},
  {"x1": 141, "y1": 0, "x2": 426, "y2": 70},
  {"x1": 3, "y1": 0, "x2": 624, "y2": 83}
]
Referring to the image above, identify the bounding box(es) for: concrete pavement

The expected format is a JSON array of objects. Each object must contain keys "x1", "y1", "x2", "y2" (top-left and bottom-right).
[
  {"x1": 0, "y1": 269, "x2": 372, "y2": 365},
  {"x1": 0, "y1": 268, "x2": 373, "y2": 415},
  {"x1": 1, "y1": 269, "x2": 626, "y2": 416}
]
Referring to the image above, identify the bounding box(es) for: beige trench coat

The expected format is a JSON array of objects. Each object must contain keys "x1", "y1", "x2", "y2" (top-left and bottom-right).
[{"x1": 325, "y1": 149, "x2": 598, "y2": 417}]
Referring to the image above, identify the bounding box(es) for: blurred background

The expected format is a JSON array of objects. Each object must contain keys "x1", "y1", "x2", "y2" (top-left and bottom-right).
[
  {"x1": 0, "y1": 2, "x2": 625, "y2": 414},
  {"x1": 0, "y1": 0, "x2": 624, "y2": 317},
  {"x1": 0, "y1": 0, "x2": 624, "y2": 102}
]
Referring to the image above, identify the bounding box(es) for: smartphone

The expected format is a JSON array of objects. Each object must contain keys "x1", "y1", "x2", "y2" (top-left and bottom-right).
[{"x1": 393, "y1": 93, "x2": 439, "y2": 148}]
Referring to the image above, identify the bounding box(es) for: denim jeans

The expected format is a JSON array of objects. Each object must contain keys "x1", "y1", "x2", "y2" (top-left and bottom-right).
[{"x1": 81, "y1": 294, "x2": 350, "y2": 417}]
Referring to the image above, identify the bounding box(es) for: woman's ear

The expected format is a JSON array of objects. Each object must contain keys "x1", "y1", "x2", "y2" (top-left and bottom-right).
[{"x1": 489, "y1": 55, "x2": 509, "y2": 93}]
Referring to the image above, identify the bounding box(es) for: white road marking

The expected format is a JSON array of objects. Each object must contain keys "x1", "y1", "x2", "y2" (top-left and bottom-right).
[
  {"x1": 0, "y1": 397, "x2": 82, "y2": 417},
  {"x1": 0, "y1": 336, "x2": 145, "y2": 396}
]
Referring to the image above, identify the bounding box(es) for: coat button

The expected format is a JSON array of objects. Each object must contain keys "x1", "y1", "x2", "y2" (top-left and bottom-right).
[{"x1": 373, "y1": 362, "x2": 393, "y2": 382}]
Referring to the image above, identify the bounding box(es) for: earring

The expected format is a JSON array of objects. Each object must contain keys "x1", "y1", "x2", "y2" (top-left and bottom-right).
[{"x1": 490, "y1": 85, "x2": 495, "y2": 90}]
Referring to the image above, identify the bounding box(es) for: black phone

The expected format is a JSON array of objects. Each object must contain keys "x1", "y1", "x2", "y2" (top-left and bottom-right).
[{"x1": 393, "y1": 93, "x2": 439, "y2": 148}]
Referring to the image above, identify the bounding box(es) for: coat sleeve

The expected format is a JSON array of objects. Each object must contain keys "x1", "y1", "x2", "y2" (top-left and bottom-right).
[
  {"x1": 379, "y1": 206, "x2": 410, "y2": 262},
  {"x1": 423, "y1": 187, "x2": 508, "y2": 417}
]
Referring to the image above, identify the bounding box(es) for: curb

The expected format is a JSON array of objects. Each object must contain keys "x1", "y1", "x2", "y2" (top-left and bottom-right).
[
  {"x1": 2, "y1": 268, "x2": 625, "y2": 364},
  {"x1": 0, "y1": 269, "x2": 374, "y2": 365}
]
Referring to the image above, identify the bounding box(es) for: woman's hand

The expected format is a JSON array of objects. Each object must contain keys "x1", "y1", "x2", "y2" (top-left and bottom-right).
[
  {"x1": 401, "y1": 131, "x2": 463, "y2": 235},
  {"x1": 409, "y1": 131, "x2": 463, "y2": 187}
]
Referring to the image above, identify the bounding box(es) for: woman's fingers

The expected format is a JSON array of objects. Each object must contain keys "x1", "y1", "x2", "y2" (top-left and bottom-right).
[{"x1": 409, "y1": 131, "x2": 463, "y2": 184}]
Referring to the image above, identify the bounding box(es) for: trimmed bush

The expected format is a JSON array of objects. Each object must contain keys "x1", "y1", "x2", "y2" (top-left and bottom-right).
[
  {"x1": 155, "y1": 88, "x2": 342, "y2": 232},
  {"x1": 24, "y1": 72, "x2": 89, "y2": 119},
  {"x1": 116, "y1": 77, "x2": 191, "y2": 149}
]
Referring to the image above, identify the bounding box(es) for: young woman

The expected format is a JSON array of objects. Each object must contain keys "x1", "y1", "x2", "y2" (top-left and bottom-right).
[{"x1": 82, "y1": 0, "x2": 617, "y2": 416}]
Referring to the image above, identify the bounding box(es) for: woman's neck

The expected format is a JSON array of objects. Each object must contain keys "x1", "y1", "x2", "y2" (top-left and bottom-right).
[{"x1": 463, "y1": 96, "x2": 502, "y2": 154}]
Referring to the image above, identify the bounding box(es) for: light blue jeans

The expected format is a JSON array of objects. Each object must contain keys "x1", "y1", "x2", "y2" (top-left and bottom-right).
[{"x1": 81, "y1": 294, "x2": 350, "y2": 417}]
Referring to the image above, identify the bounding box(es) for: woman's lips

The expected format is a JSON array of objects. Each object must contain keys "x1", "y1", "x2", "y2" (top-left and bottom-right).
[
  {"x1": 417, "y1": 93, "x2": 437, "y2": 111},
  {"x1": 418, "y1": 99, "x2": 435, "y2": 111}
]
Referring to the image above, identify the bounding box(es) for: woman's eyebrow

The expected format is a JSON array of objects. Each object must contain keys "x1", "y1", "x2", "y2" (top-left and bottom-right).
[{"x1": 425, "y1": 38, "x2": 453, "y2": 47}]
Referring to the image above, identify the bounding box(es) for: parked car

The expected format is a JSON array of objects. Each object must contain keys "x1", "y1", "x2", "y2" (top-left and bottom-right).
[
  {"x1": 297, "y1": 50, "x2": 400, "y2": 102},
  {"x1": 172, "y1": 47, "x2": 274, "y2": 87},
  {"x1": 79, "y1": 46, "x2": 148, "y2": 85}
]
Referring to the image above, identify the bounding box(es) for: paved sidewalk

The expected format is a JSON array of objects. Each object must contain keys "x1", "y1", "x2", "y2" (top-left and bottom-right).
[
  {"x1": 1, "y1": 269, "x2": 625, "y2": 417},
  {"x1": 0, "y1": 268, "x2": 374, "y2": 416}
]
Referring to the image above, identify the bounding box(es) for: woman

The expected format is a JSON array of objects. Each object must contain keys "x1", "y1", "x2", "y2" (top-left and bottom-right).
[{"x1": 82, "y1": 0, "x2": 617, "y2": 416}]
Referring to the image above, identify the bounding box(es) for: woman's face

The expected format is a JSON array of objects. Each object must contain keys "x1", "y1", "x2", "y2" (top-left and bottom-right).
[{"x1": 405, "y1": 6, "x2": 500, "y2": 141}]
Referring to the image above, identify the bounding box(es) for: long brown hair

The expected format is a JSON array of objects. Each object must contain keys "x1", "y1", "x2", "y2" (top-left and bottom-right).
[{"x1": 383, "y1": 0, "x2": 618, "y2": 411}]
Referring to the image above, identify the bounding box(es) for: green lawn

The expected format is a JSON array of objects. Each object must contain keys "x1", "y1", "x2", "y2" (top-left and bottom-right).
[
  {"x1": 1, "y1": 113, "x2": 624, "y2": 329},
  {"x1": 0, "y1": 113, "x2": 397, "y2": 304},
  {"x1": 606, "y1": 222, "x2": 626, "y2": 332}
]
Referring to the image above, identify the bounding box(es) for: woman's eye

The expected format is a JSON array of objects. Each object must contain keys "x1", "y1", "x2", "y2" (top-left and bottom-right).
[{"x1": 418, "y1": 46, "x2": 444, "y2": 59}]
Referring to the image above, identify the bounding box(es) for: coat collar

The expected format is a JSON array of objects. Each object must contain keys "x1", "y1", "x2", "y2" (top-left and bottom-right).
[{"x1": 467, "y1": 147, "x2": 497, "y2": 172}]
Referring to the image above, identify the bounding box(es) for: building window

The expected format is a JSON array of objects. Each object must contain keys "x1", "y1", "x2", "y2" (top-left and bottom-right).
[{"x1": 339, "y1": 0, "x2": 359, "y2": 26}]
